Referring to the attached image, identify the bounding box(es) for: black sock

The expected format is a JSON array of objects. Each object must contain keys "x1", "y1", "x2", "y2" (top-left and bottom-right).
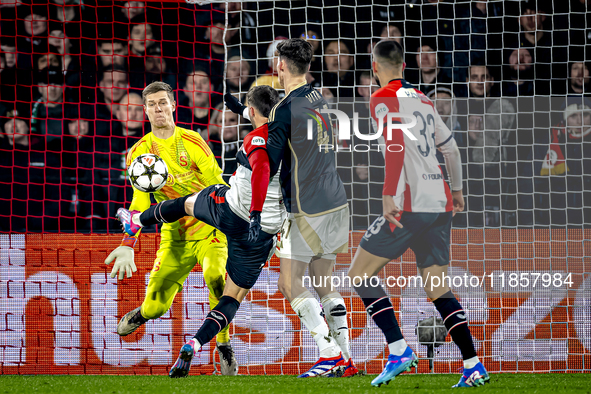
[
  {"x1": 433, "y1": 291, "x2": 477, "y2": 360},
  {"x1": 139, "y1": 195, "x2": 191, "y2": 226},
  {"x1": 353, "y1": 281, "x2": 403, "y2": 344},
  {"x1": 194, "y1": 296, "x2": 240, "y2": 346}
]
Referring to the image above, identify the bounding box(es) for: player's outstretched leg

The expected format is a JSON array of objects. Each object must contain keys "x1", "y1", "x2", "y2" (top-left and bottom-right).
[
  {"x1": 215, "y1": 342, "x2": 238, "y2": 376},
  {"x1": 278, "y1": 258, "x2": 346, "y2": 378},
  {"x1": 116, "y1": 306, "x2": 148, "y2": 336},
  {"x1": 170, "y1": 295, "x2": 240, "y2": 378},
  {"x1": 291, "y1": 291, "x2": 346, "y2": 378},
  {"x1": 321, "y1": 292, "x2": 358, "y2": 377},
  {"x1": 119, "y1": 277, "x2": 181, "y2": 336},
  {"x1": 432, "y1": 290, "x2": 489, "y2": 388},
  {"x1": 353, "y1": 280, "x2": 418, "y2": 387},
  {"x1": 116, "y1": 208, "x2": 142, "y2": 236},
  {"x1": 349, "y1": 248, "x2": 418, "y2": 387},
  {"x1": 169, "y1": 339, "x2": 197, "y2": 378},
  {"x1": 116, "y1": 195, "x2": 193, "y2": 236}
]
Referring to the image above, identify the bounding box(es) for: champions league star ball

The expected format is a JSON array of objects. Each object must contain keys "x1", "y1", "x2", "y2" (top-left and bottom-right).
[{"x1": 128, "y1": 153, "x2": 169, "y2": 192}]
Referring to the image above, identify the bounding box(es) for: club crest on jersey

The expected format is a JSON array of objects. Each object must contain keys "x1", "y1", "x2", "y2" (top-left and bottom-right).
[
  {"x1": 179, "y1": 151, "x2": 189, "y2": 167},
  {"x1": 166, "y1": 173, "x2": 175, "y2": 186},
  {"x1": 251, "y1": 136, "x2": 266, "y2": 146}
]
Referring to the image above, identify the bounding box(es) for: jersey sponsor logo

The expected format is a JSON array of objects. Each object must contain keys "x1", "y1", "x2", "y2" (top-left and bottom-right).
[
  {"x1": 375, "y1": 102, "x2": 389, "y2": 119},
  {"x1": 251, "y1": 136, "x2": 266, "y2": 146},
  {"x1": 175, "y1": 171, "x2": 193, "y2": 183},
  {"x1": 422, "y1": 173, "x2": 443, "y2": 180}
]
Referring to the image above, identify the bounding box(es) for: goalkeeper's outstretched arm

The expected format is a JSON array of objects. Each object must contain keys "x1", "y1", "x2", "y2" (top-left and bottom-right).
[{"x1": 104, "y1": 146, "x2": 153, "y2": 280}]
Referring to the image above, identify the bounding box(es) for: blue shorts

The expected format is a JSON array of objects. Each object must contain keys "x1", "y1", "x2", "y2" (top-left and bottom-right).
[
  {"x1": 193, "y1": 184, "x2": 276, "y2": 289},
  {"x1": 359, "y1": 211, "x2": 453, "y2": 269}
]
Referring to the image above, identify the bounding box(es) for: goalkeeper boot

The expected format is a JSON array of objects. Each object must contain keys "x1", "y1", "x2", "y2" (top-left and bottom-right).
[
  {"x1": 169, "y1": 340, "x2": 196, "y2": 378},
  {"x1": 116, "y1": 208, "x2": 142, "y2": 236},
  {"x1": 297, "y1": 353, "x2": 346, "y2": 378},
  {"x1": 117, "y1": 307, "x2": 148, "y2": 336},
  {"x1": 216, "y1": 342, "x2": 238, "y2": 376},
  {"x1": 371, "y1": 346, "x2": 418, "y2": 387},
  {"x1": 452, "y1": 362, "x2": 490, "y2": 388},
  {"x1": 341, "y1": 358, "x2": 361, "y2": 377}
]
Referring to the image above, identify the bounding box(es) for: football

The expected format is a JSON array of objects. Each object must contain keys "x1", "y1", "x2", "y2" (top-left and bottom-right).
[{"x1": 128, "y1": 153, "x2": 169, "y2": 192}]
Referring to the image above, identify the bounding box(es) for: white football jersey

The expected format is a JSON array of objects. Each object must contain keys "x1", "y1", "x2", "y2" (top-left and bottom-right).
[
  {"x1": 370, "y1": 79, "x2": 458, "y2": 213},
  {"x1": 226, "y1": 163, "x2": 286, "y2": 234}
]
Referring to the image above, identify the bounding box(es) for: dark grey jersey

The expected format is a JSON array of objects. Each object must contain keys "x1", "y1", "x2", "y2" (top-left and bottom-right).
[{"x1": 267, "y1": 82, "x2": 347, "y2": 215}]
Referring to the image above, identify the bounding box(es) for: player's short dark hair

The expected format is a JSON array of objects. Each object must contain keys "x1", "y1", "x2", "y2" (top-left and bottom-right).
[
  {"x1": 373, "y1": 40, "x2": 404, "y2": 68},
  {"x1": 276, "y1": 38, "x2": 313, "y2": 75},
  {"x1": 142, "y1": 81, "x2": 175, "y2": 105},
  {"x1": 246, "y1": 85, "x2": 280, "y2": 118}
]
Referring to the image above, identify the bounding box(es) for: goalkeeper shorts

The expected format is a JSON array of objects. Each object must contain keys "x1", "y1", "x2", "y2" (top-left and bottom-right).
[
  {"x1": 150, "y1": 230, "x2": 227, "y2": 291},
  {"x1": 359, "y1": 211, "x2": 453, "y2": 269},
  {"x1": 192, "y1": 184, "x2": 277, "y2": 289}
]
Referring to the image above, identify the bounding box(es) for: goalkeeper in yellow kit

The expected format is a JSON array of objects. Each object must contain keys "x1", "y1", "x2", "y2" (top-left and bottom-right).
[{"x1": 104, "y1": 81, "x2": 237, "y2": 375}]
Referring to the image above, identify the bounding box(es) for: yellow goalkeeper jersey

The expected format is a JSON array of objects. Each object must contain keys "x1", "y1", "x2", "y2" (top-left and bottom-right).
[{"x1": 126, "y1": 126, "x2": 226, "y2": 242}]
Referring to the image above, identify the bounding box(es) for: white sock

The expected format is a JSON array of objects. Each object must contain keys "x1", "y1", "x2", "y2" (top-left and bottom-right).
[
  {"x1": 188, "y1": 337, "x2": 201, "y2": 351},
  {"x1": 463, "y1": 356, "x2": 480, "y2": 369},
  {"x1": 388, "y1": 338, "x2": 408, "y2": 356},
  {"x1": 132, "y1": 213, "x2": 144, "y2": 227},
  {"x1": 321, "y1": 292, "x2": 350, "y2": 362},
  {"x1": 291, "y1": 290, "x2": 339, "y2": 358}
]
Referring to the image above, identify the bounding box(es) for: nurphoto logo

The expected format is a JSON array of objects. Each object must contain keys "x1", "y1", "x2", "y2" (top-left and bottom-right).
[{"x1": 305, "y1": 108, "x2": 418, "y2": 152}]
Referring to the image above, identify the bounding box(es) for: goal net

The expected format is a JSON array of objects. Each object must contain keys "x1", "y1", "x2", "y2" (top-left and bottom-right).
[{"x1": 0, "y1": 0, "x2": 589, "y2": 375}]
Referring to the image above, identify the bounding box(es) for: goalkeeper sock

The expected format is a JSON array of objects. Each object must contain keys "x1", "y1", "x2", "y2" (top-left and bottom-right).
[
  {"x1": 321, "y1": 292, "x2": 351, "y2": 361},
  {"x1": 194, "y1": 296, "x2": 240, "y2": 347},
  {"x1": 353, "y1": 281, "x2": 405, "y2": 348},
  {"x1": 291, "y1": 291, "x2": 340, "y2": 359},
  {"x1": 433, "y1": 291, "x2": 477, "y2": 361},
  {"x1": 139, "y1": 195, "x2": 191, "y2": 226},
  {"x1": 129, "y1": 308, "x2": 149, "y2": 325}
]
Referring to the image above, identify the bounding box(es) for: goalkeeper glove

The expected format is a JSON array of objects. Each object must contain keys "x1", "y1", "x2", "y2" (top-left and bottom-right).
[
  {"x1": 248, "y1": 210, "x2": 262, "y2": 243},
  {"x1": 104, "y1": 246, "x2": 137, "y2": 280},
  {"x1": 224, "y1": 93, "x2": 250, "y2": 120}
]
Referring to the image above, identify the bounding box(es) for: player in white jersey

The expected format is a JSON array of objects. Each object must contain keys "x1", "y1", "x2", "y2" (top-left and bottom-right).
[
  {"x1": 117, "y1": 85, "x2": 286, "y2": 378},
  {"x1": 347, "y1": 40, "x2": 490, "y2": 388}
]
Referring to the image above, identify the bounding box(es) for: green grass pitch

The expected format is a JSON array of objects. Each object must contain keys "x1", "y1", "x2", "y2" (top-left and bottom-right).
[{"x1": 1, "y1": 374, "x2": 590, "y2": 394}]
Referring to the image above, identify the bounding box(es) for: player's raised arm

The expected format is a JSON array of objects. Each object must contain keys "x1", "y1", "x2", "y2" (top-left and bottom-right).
[
  {"x1": 240, "y1": 86, "x2": 281, "y2": 242},
  {"x1": 433, "y1": 108, "x2": 464, "y2": 215},
  {"x1": 104, "y1": 142, "x2": 151, "y2": 280}
]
